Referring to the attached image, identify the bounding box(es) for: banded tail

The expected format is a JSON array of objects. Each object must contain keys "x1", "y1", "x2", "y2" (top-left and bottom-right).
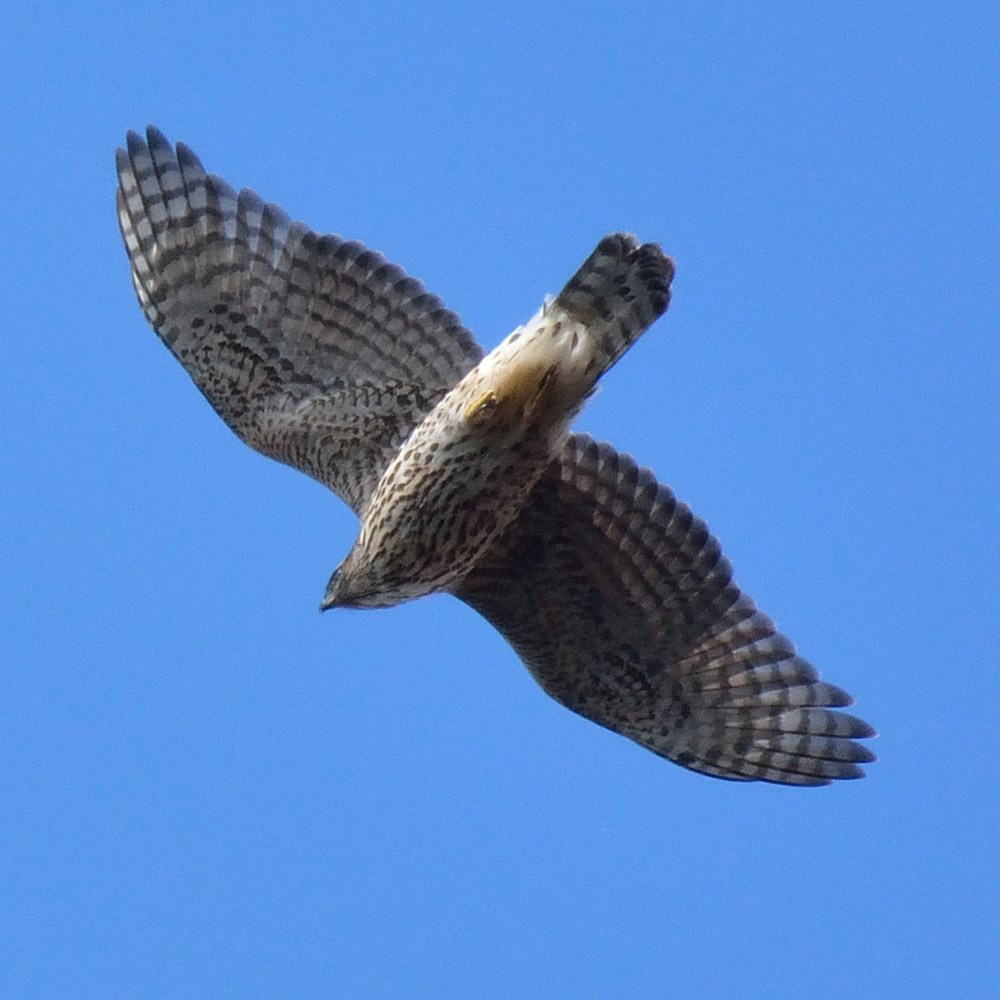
[{"x1": 551, "y1": 233, "x2": 674, "y2": 376}]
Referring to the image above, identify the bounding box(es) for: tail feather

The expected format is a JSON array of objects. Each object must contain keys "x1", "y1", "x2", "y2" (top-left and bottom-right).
[{"x1": 552, "y1": 233, "x2": 674, "y2": 373}]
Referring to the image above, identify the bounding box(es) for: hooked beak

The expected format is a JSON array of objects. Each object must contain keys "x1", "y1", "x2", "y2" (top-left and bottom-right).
[
  {"x1": 319, "y1": 567, "x2": 344, "y2": 611},
  {"x1": 320, "y1": 562, "x2": 374, "y2": 611}
]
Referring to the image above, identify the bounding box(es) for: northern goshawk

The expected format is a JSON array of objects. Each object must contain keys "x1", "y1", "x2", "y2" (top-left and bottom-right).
[{"x1": 117, "y1": 127, "x2": 875, "y2": 786}]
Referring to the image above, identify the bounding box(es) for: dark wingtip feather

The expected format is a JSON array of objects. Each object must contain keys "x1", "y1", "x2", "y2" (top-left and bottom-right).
[
  {"x1": 145, "y1": 124, "x2": 171, "y2": 149},
  {"x1": 175, "y1": 141, "x2": 206, "y2": 175}
]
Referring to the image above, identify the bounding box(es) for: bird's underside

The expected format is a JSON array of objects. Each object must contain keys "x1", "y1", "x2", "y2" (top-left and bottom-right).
[{"x1": 117, "y1": 126, "x2": 875, "y2": 786}]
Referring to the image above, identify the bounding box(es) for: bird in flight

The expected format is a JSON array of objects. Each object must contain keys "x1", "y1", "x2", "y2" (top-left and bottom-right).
[{"x1": 117, "y1": 126, "x2": 874, "y2": 786}]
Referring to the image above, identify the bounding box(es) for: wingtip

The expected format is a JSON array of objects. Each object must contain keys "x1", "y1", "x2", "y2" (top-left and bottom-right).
[
  {"x1": 125, "y1": 128, "x2": 147, "y2": 159},
  {"x1": 145, "y1": 124, "x2": 171, "y2": 150},
  {"x1": 121, "y1": 125, "x2": 174, "y2": 157}
]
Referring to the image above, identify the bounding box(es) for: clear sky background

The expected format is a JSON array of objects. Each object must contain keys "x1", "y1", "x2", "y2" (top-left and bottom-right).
[{"x1": 2, "y1": 3, "x2": 998, "y2": 998}]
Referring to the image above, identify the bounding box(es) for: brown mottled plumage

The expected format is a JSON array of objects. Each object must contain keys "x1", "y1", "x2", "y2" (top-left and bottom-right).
[{"x1": 117, "y1": 127, "x2": 875, "y2": 786}]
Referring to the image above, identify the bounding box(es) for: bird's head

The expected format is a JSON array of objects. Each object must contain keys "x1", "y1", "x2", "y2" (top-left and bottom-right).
[{"x1": 320, "y1": 547, "x2": 410, "y2": 611}]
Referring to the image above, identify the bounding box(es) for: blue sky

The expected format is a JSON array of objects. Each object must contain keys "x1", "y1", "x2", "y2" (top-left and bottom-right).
[{"x1": 2, "y1": 3, "x2": 998, "y2": 997}]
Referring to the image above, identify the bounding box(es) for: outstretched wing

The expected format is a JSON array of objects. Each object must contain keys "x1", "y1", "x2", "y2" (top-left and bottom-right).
[
  {"x1": 116, "y1": 126, "x2": 483, "y2": 513},
  {"x1": 455, "y1": 435, "x2": 875, "y2": 785}
]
